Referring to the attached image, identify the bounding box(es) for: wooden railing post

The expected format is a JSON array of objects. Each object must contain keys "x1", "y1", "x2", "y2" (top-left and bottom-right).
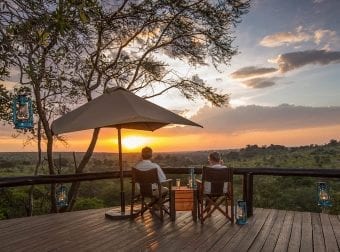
[{"x1": 243, "y1": 172, "x2": 253, "y2": 217}]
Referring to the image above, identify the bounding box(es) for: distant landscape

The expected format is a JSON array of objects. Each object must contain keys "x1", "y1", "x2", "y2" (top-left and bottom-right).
[{"x1": 1, "y1": 139, "x2": 339, "y2": 219}]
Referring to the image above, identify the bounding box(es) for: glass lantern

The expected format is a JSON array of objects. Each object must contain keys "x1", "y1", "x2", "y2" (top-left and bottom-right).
[
  {"x1": 56, "y1": 184, "x2": 68, "y2": 208},
  {"x1": 13, "y1": 94, "x2": 33, "y2": 129},
  {"x1": 317, "y1": 182, "x2": 332, "y2": 207},
  {"x1": 235, "y1": 200, "x2": 247, "y2": 225}
]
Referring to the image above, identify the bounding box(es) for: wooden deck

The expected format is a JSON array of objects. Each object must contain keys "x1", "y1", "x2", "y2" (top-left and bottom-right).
[{"x1": 0, "y1": 207, "x2": 339, "y2": 251}]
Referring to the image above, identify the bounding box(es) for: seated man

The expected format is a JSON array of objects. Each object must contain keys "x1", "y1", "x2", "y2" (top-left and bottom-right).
[
  {"x1": 208, "y1": 151, "x2": 226, "y2": 168},
  {"x1": 135, "y1": 146, "x2": 169, "y2": 196}
]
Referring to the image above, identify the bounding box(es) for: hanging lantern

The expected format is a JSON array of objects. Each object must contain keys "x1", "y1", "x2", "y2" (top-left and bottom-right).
[
  {"x1": 56, "y1": 184, "x2": 68, "y2": 208},
  {"x1": 235, "y1": 200, "x2": 247, "y2": 225},
  {"x1": 317, "y1": 182, "x2": 332, "y2": 207},
  {"x1": 12, "y1": 93, "x2": 33, "y2": 129}
]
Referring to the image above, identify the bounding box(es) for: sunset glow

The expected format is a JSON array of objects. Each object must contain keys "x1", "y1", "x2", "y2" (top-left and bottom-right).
[{"x1": 121, "y1": 136, "x2": 150, "y2": 151}]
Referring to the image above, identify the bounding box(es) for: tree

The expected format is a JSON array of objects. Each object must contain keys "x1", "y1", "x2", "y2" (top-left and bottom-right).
[{"x1": 0, "y1": 0, "x2": 250, "y2": 212}]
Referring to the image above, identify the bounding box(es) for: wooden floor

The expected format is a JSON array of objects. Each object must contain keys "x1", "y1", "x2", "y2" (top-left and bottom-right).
[{"x1": 0, "y1": 207, "x2": 339, "y2": 252}]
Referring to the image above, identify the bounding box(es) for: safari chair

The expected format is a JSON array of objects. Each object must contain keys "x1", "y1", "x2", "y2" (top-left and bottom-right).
[
  {"x1": 196, "y1": 166, "x2": 234, "y2": 224},
  {"x1": 130, "y1": 167, "x2": 172, "y2": 221}
]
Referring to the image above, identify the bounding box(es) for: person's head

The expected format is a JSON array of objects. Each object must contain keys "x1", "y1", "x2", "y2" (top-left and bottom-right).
[
  {"x1": 141, "y1": 146, "x2": 153, "y2": 160},
  {"x1": 208, "y1": 151, "x2": 221, "y2": 165}
]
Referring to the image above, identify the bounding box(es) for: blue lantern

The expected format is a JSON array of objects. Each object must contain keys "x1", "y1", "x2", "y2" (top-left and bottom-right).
[
  {"x1": 13, "y1": 94, "x2": 33, "y2": 129},
  {"x1": 317, "y1": 182, "x2": 332, "y2": 207},
  {"x1": 235, "y1": 200, "x2": 247, "y2": 225},
  {"x1": 56, "y1": 184, "x2": 68, "y2": 208}
]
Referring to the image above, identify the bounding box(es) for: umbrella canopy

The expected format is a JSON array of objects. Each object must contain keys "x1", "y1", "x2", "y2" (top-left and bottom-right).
[
  {"x1": 51, "y1": 87, "x2": 202, "y2": 134},
  {"x1": 51, "y1": 87, "x2": 202, "y2": 218}
]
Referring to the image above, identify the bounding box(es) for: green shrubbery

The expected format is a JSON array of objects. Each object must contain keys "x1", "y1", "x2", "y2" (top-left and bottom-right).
[{"x1": 0, "y1": 140, "x2": 339, "y2": 219}]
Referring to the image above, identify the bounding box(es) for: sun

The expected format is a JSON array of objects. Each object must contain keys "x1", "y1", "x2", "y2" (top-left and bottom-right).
[{"x1": 122, "y1": 136, "x2": 149, "y2": 151}]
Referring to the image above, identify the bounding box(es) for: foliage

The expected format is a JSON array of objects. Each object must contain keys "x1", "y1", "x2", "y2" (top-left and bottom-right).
[
  {"x1": 1, "y1": 140, "x2": 340, "y2": 219},
  {"x1": 0, "y1": 84, "x2": 12, "y2": 123}
]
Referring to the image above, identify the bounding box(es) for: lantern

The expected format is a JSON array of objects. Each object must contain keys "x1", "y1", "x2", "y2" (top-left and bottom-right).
[
  {"x1": 317, "y1": 182, "x2": 332, "y2": 207},
  {"x1": 235, "y1": 200, "x2": 247, "y2": 225},
  {"x1": 56, "y1": 184, "x2": 68, "y2": 208},
  {"x1": 13, "y1": 93, "x2": 33, "y2": 129}
]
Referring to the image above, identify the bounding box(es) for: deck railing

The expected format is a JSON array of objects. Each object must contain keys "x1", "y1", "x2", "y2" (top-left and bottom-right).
[{"x1": 1, "y1": 167, "x2": 340, "y2": 216}]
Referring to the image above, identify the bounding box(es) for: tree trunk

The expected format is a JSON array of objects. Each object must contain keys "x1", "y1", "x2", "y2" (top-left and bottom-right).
[
  {"x1": 27, "y1": 120, "x2": 42, "y2": 216},
  {"x1": 32, "y1": 82, "x2": 57, "y2": 213},
  {"x1": 66, "y1": 128, "x2": 100, "y2": 211}
]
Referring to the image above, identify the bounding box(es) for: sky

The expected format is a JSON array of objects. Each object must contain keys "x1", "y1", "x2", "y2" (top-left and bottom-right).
[{"x1": 1, "y1": 0, "x2": 340, "y2": 153}]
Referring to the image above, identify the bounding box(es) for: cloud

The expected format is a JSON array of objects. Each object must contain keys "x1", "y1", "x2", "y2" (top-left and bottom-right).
[
  {"x1": 179, "y1": 104, "x2": 340, "y2": 135},
  {"x1": 272, "y1": 50, "x2": 340, "y2": 73},
  {"x1": 230, "y1": 66, "x2": 278, "y2": 79},
  {"x1": 260, "y1": 30, "x2": 311, "y2": 48},
  {"x1": 314, "y1": 29, "x2": 339, "y2": 50},
  {"x1": 260, "y1": 27, "x2": 339, "y2": 50},
  {"x1": 314, "y1": 29, "x2": 336, "y2": 45},
  {"x1": 241, "y1": 77, "x2": 278, "y2": 89}
]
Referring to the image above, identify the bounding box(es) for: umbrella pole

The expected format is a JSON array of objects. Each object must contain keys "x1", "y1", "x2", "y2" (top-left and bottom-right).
[{"x1": 118, "y1": 127, "x2": 125, "y2": 213}]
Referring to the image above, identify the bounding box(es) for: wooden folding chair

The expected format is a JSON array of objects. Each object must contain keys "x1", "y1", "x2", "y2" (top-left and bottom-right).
[
  {"x1": 197, "y1": 166, "x2": 234, "y2": 224},
  {"x1": 130, "y1": 167, "x2": 172, "y2": 221}
]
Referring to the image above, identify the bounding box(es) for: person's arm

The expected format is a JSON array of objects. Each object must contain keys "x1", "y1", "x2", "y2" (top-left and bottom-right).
[{"x1": 156, "y1": 164, "x2": 167, "y2": 182}]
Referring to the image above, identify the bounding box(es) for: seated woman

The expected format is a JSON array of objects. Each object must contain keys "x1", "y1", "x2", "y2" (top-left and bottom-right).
[{"x1": 208, "y1": 151, "x2": 226, "y2": 168}]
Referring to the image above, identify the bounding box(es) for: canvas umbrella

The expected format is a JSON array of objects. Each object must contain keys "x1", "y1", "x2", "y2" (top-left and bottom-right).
[{"x1": 51, "y1": 87, "x2": 202, "y2": 218}]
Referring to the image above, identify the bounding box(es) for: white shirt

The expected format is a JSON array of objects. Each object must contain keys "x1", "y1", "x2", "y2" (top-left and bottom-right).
[
  {"x1": 135, "y1": 159, "x2": 167, "y2": 182},
  {"x1": 210, "y1": 164, "x2": 227, "y2": 168}
]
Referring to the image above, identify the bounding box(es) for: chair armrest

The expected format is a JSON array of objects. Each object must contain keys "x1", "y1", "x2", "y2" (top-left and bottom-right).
[
  {"x1": 161, "y1": 179, "x2": 173, "y2": 190},
  {"x1": 161, "y1": 179, "x2": 173, "y2": 183},
  {"x1": 195, "y1": 179, "x2": 203, "y2": 196}
]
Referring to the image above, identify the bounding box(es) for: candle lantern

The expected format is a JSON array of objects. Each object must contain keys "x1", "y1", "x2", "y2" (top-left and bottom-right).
[
  {"x1": 235, "y1": 200, "x2": 247, "y2": 225},
  {"x1": 56, "y1": 184, "x2": 68, "y2": 208},
  {"x1": 13, "y1": 93, "x2": 33, "y2": 129},
  {"x1": 317, "y1": 182, "x2": 332, "y2": 207}
]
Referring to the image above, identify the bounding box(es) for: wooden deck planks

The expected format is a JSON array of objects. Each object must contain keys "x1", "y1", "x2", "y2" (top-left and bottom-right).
[
  {"x1": 0, "y1": 207, "x2": 339, "y2": 251},
  {"x1": 329, "y1": 215, "x2": 340, "y2": 249},
  {"x1": 248, "y1": 208, "x2": 279, "y2": 252},
  {"x1": 320, "y1": 213, "x2": 339, "y2": 252},
  {"x1": 120, "y1": 213, "x2": 192, "y2": 251},
  {"x1": 261, "y1": 210, "x2": 287, "y2": 252},
  {"x1": 224, "y1": 208, "x2": 270, "y2": 251},
  {"x1": 312, "y1": 212, "x2": 326, "y2": 252},
  {"x1": 287, "y1": 211, "x2": 302, "y2": 252},
  {"x1": 300, "y1": 212, "x2": 313, "y2": 252},
  {"x1": 273, "y1": 211, "x2": 294, "y2": 252},
  {"x1": 1, "y1": 209, "x2": 104, "y2": 251}
]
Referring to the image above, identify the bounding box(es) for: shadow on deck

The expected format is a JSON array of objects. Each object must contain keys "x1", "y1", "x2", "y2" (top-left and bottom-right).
[{"x1": 0, "y1": 207, "x2": 339, "y2": 251}]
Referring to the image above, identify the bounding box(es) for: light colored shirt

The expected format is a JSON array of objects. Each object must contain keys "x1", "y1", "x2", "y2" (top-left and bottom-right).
[
  {"x1": 135, "y1": 159, "x2": 167, "y2": 182},
  {"x1": 210, "y1": 164, "x2": 227, "y2": 168}
]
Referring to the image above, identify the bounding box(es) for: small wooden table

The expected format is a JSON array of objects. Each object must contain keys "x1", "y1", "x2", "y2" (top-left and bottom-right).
[{"x1": 170, "y1": 186, "x2": 198, "y2": 221}]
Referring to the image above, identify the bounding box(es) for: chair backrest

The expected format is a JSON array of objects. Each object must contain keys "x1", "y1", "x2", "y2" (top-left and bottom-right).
[
  {"x1": 202, "y1": 166, "x2": 233, "y2": 195},
  {"x1": 132, "y1": 167, "x2": 160, "y2": 197}
]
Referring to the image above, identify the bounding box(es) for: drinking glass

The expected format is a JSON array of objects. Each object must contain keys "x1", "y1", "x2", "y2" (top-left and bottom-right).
[{"x1": 176, "y1": 178, "x2": 181, "y2": 188}]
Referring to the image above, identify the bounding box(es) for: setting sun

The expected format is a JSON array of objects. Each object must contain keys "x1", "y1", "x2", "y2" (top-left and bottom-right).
[{"x1": 122, "y1": 136, "x2": 150, "y2": 151}]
